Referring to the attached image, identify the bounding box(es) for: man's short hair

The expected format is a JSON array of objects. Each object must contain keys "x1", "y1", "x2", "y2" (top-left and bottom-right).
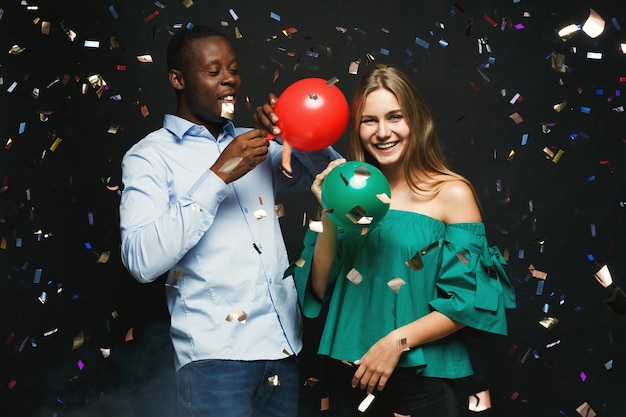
[{"x1": 166, "y1": 26, "x2": 226, "y2": 72}]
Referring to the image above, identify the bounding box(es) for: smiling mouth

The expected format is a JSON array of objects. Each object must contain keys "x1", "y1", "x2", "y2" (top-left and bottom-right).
[{"x1": 375, "y1": 142, "x2": 397, "y2": 150}]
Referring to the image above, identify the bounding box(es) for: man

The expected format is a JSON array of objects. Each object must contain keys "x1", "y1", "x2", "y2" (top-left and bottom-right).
[{"x1": 119, "y1": 26, "x2": 341, "y2": 417}]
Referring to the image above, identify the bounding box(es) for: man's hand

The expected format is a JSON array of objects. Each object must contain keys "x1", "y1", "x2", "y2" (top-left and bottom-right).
[
  {"x1": 252, "y1": 93, "x2": 281, "y2": 137},
  {"x1": 210, "y1": 129, "x2": 269, "y2": 184}
]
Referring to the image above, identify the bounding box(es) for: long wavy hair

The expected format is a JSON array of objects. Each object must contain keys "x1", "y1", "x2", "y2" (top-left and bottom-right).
[{"x1": 350, "y1": 67, "x2": 473, "y2": 197}]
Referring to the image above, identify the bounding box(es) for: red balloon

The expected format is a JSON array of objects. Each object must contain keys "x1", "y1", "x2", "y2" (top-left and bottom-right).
[{"x1": 273, "y1": 78, "x2": 349, "y2": 151}]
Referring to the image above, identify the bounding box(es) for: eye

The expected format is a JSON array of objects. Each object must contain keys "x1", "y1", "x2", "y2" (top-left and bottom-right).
[
  {"x1": 360, "y1": 117, "x2": 376, "y2": 124},
  {"x1": 389, "y1": 113, "x2": 403, "y2": 121},
  {"x1": 229, "y1": 67, "x2": 239, "y2": 74}
]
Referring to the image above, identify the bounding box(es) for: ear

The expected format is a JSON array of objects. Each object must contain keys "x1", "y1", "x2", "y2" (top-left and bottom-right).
[{"x1": 169, "y1": 69, "x2": 184, "y2": 91}]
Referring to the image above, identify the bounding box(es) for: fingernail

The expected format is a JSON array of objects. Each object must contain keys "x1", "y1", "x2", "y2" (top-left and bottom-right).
[
  {"x1": 270, "y1": 114, "x2": 279, "y2": 123},
  {"x1": 272, "y1": 127, "x2": 281, "y2": 135}
]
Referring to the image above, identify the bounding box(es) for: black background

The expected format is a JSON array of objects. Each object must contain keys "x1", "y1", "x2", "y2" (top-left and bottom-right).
[{"x1": 1, "y1": 0, "x2": 625, "y2": 416}]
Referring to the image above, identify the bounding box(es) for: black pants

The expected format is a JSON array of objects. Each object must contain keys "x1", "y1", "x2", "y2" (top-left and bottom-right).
[{"x1": 323, "y1": 359, "x2": 459, "y2": 417}]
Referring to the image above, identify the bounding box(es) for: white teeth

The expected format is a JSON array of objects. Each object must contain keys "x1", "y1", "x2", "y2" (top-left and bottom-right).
[
  {"x1": 221, "y1": 95, "x2": 234, "y2": 102},
  {"x1": 376, "y1": 142, "x2": 396, "y2": 149}
]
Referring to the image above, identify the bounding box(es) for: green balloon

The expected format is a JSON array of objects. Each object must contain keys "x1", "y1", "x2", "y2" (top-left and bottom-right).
[{"x1": 321, "y1": 161, "x2": 391, "y2": 230}]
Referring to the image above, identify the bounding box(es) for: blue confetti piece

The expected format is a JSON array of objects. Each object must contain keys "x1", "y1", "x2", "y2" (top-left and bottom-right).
[
  {"x1": 415, "y1": 37, "x2": 430, "y2": 49},
  {"x1": 487, "y1": 56, "x2": 496, "y2": 64},
  {"x1": 270, "y1": 11, "x2": 280, "y2": 21},
  {"x1": 19, "y1": 121, "x2": 26, "y2": 134},
  {"x1": 379, "y1": 47, "x2": 389, "y2": 56},
  {"x1": 580, "y1": 106, "x2": 591, "y2": 114},
  {"x1": 33, "y1": 268, "x2": 42, "y2": 284},
  {"x1": 108, "y1": 5, "x2": 119, "y2": 19},
  {"x1": 536, "y1": 280, "x2": 544, "y2": 296},
  {"x1": 611, "y1": 17, "x2": 621, "y2": 30},
  {"x1": 587, "y1": 254, "x2": 595, "y2": 261},
  {"x1": 521, "y1": 133, "x2": 528, "y2": 145},
  {"x1": 438, "y1": 39, "x2": 449, "y2": 47},
  {"x1": 596, "y1": 89, "x2": 604, "y2": 95},
  {"x1": 186, "y1": 22, "x2": 194, "y2": 30},
  {"x1": 84, "y1": 242, "x2": 92, "y2": 249}
]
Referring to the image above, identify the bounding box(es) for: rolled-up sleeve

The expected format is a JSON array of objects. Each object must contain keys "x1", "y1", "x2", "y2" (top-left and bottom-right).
[{"x1": 430, "y1": 223, "x2": 516, "y2": 335}]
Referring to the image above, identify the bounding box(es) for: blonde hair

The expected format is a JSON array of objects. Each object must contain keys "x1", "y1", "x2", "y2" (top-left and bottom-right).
[{"x1": 350, "y1": 67, "x2": 471, "y2": 197}]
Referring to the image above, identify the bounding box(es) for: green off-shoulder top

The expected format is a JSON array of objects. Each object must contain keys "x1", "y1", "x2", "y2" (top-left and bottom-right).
[{"x1": 294, "y1": 210, "x2": 516, "y2": 379}]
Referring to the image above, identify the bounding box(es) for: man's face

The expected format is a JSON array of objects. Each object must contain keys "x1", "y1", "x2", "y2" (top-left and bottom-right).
[{"x1": 173, "y1": 36, "x2": 242, "y2": 135}]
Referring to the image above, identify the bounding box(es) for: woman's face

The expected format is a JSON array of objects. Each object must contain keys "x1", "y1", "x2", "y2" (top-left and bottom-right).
[{"x1": 358, "y1": 88, "x2": 411, "y2": 170}]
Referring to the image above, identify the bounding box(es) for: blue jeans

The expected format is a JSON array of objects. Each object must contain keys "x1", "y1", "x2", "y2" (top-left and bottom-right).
[{"x1": 176, "y1": 357, "x2": 299, "y2": 417}]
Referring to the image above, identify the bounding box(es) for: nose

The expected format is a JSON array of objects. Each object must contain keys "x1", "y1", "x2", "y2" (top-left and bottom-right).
[
  {"x1": 376, "y1": 121, "x2": 391, "y2": 139},
  {"x1": 221, "y1": 69, "x2": 237, "y2": 85}
]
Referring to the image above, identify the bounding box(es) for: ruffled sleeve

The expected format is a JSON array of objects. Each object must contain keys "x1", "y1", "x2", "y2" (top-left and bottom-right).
[
  {"x1": 429, "y1": 223, "x2": 516, "y2": 335},
  {"x1": 292, "y1": 229, "x2": 343, "y2": 319}
]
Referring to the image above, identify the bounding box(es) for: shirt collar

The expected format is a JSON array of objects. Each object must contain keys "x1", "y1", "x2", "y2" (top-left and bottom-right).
[{"x1": 163, "y1": 114, "x2": 236, "y2": 141}]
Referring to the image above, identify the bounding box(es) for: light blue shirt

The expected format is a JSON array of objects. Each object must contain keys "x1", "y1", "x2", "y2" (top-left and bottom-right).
[{"x1": 119, "y1": 114, "x2": 341, "y2": 370}]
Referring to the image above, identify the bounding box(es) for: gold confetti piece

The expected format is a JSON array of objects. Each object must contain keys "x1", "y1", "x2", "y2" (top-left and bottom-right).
[
  {"x1": 321, "y1": 397, "x2": 329, "y2": 411},
  {"x1": 72, "y1": 331, "x2": 85, "y2": 350},
  {"x1": 253, "y1": 209, "x2": 267, "y2": 220},
  {"x1": 107, "y1": 124, "x2": 120, "y2": 134},
  {"x1": 8, "y1": 44, "x2": 26, "y2": 55},
  {"x1": 406, "y1": 252, "x2": 424, "y2": 271},
  {"x1": 226, "y1": 308, "x2": 248, "y2": 324},
  {"x1": 219, "y1": 157, "x2": 242, "y2": 174},
  {"x1": 294, "y1": 257, "x2": 305, "y2": 268},
  {"x1": 576, "y1": 402, "x2": 596, "y2": 417},
  {"x1": 594, "y1": 265, "x2": 613, "y2": 288},
  {"x1": 456, "y1": 252, "x2": 469, "y2": 265},
  {"x1": 365, "y1": 53, "x2": 375, "y2": 66},
  {"x1": 552, "y1": 149, "x2": 565, "y2": 163},
  {"x1": 308, "y1": 219, "x2": 323, "y2": 233},
  {"x1": 376, "y1": 193, "x2": 391, "y2": 204},
  {"x1": 182, "y1": 0, "x2": 193, "y2": 8},
  {"x1": 0, "y1": 236, "x2": 7, "y2": 249},
  {"x1": 553, "y1": 101, "x2": 567, "y2": 112},
  {"x1": 528, "y1": 264, "x2": 547, "y2": 280},
  {"x1": 345, "y1": 268, "x2": 363, "y2": 285},
  {"x1": 550, "y1": 51, "x2": 568, "y2": 72},
  {"x1": 274, "y1": 203, "x2": 285, "y2": 219},
  {"x1": 110, "y1": 36, "x2": 120, "y2": 49},
  {"x1": 326, "y1": 76, "x2": 339, "y2": 86},
  {"x1": 538, "y1": 316, "x2": 559, "y2": 329},
  {"x1": 387, "y1": 277, "x2": 406, "y2": 293},
  {"x1": 509, "y1": 112, "x2": 523, "y2": 124},
  {"x1": 87, "y1": 74, "x2": 107, "y2": 89},
  {"x1": 140, "y1": 104, "x2": 149, "y2": 118},
  {"x1": 235, "y1": 26, "x2": 243, "y2": 39},
  {"x1": 174, "y1": 270, "x2": 183, "y2": 280},
  {"x1": 50, "y1": 137, "x2": 62, "y2": 151},
  {"x1": 348, "y1": 60, "x2": 360, "y2": 75},
  {"x1": 358, "y1": 393, "x2": 376, "y2": 412},
  {"x1": 557, "y1": 23, "x2": 579, "y2": 40},
  {"x1": 468, "y1": 390, "x2": 492, "y2": 412},
  {"x1": 582, "y1": 9, "x2": 605, "y2": 38},
  {"x1": 125, "y1": 327, "x2": 134, "y2": 342},
  {"x1": 267, "y1": 374, "x2": 280, "y2": 386},
  {"x1": 137, "y1": 54, "x2": 153, "y2": 63},
  {"x1": 542, "y1": 147, "x2": 555, "y2": 158},
  {"x1": 273, "y1": 69, "x2": 280, "y2": 83},
  {"x1": 220, "y1": 101, "x2": 234, "y2": 120},
  {"x1": 96, "y1": 251, "x2": 110, "y2": 263},
  {"x1": 41, "y1": 21, "x2": 50, "y2": 35},
  {"x1": 397, "y1": 337, "x2": 409, "y2": 352}
]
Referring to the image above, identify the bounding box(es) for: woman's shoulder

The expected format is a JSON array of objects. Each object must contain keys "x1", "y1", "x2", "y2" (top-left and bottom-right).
[{"x1": 435, "y1": 177, "x2": 482, "y2": 224}]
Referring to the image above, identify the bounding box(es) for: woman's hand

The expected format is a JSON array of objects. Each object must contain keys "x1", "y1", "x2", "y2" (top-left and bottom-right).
[
  {"x1": 351, "y1": 334, "x2": 403, "y2": 394},
  {"x1": 311, "y1": 158, "x2": 346, "y2": 204}
]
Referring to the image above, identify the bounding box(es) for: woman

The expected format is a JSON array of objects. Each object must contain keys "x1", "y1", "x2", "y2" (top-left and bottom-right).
[{"x1": 295, "y1": 67, "x2": 516, "y2": 416}]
